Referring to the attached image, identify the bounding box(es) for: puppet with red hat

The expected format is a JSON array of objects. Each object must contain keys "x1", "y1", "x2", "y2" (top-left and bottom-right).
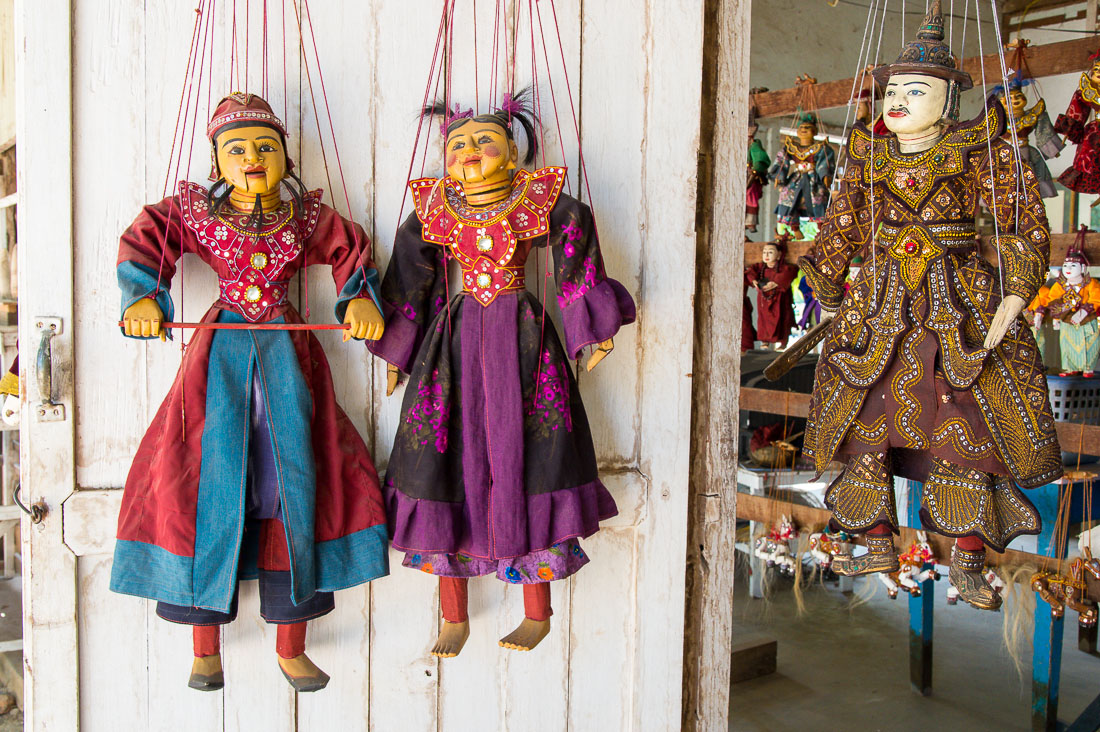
[
  {"x1": 110, "y1": 93, "x2": 389, "y2": 692},
  {"x1": 1032, "y1": 226, "x2": 1100, "y2": 376}
]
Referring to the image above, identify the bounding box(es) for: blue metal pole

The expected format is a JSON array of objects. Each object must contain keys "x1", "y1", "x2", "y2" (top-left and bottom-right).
[
  {"x1": 906, "y1": 478, "x2": 934, "y2": 696},
  {"x1": 1031, "y1": 482, "x2": 1066, "y2": 732}
]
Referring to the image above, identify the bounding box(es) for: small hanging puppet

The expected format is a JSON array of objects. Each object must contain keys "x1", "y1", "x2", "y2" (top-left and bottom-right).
[
  {"x1": 798, "y1": 1, "x2": 1062, "y2": 611},
  {"x1": 1031, "y1": 230, "x2": 1100, "y2": 377},
  {"x1": 746, "y1": 102, "x2": 771, "y2": 234},
  {"x1": 1055, "y1": 50, "x2": 1100, "y2": 194},
  {"x1": 741, "y1": 269, "x2": 757, "y2": 352},
  {"x1": 768, "y1": 113, "x2": 836, "y2": 240},
  {"x1": 753, "y1": 515, "x2": 798, "y2": 577},
  {"x1": 992, "y1": 74, "x2": 1064, "y2": 198},
  {"x1": 747, "y1": 235, "x2": 799, "y2": 349},
  {"x1": 111, "y1": 93, "x2": 390, "y2": 692},
  {"x1": 878, "y1": 532, "x2": 940, "y2": 599},
  {"x1": 367, "y1": 91, "x2": 636, "y2": 658}
]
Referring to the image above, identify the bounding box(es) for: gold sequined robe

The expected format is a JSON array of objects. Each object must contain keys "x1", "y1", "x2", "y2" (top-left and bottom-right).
[{"x1": 799, "y1": 105, "x2": 1063, "y2": 548}]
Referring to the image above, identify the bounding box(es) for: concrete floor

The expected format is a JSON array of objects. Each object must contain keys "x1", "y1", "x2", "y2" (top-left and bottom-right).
[{"x1": 729, "y1": 560, "x2": 1100, "y2": 732}]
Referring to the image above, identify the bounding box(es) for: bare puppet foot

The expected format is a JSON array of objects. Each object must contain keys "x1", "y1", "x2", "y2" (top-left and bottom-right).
[
  {"x1": 188, "y1": 654, "x2": 224, "y2": 691},
  {"x1": 277, "y1": 653, "x2": 330, "y2": 692},
  {"x1": 499, "y1": 618, "x2": 551, "y2": 652},
  {"x1": 431, "y1": 620, "x2": 470, "y2": 658}
]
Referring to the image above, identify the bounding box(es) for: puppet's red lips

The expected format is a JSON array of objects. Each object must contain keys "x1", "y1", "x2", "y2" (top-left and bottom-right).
[
  {"x1": 462, "y1": 156, "x2": 482, "y2": 164},
  {"x1": 887, "y1": 110, "x2": 908, "y2": 118}
]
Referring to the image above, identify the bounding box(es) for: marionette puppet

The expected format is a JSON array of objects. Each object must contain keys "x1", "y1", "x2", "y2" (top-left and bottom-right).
[
  {"x1": 1055, "y1": 51, "x2": 1100, "y2": 194},
  {"x1": 111, "y1": 93, "x2": 390, "y2": 692},
  {"x1": 768, "y1": 113, "x2": 836, "y2": 240},
  {"x1": 367, "y1": 93, "x2": 635, "y2": 658},
  {"x1": 797, "y1": 1, "x2": 1061, "y2": 611},
  {"x1": 746, "y1": 105, "x2": 771, "y2": 234},
  {"x1": 1031, "y1": 238, "x2": 1100, "y2": 377},
  {"x1": 992, "y1": 75, "x2": 1063, "y2": 198},
  {"x1": 747, "y1": 237, "x2": 799, "y2": 349}
]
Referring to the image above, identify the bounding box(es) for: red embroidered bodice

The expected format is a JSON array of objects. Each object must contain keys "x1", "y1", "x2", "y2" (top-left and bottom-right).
[
  {"x1": 178, "y1": 182, "x2": 323, "y2": 321},
  {"x1": 409, "y1": 167, "x2": 567, "y2": 306}
]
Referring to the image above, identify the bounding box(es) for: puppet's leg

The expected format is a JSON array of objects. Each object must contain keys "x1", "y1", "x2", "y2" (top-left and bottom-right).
[
  {"x1": 432, "y1": 577, "x2": 471, "y2": 658},
  {"x1": 950, "y1": 535, "x2": 1002, "y2": 611},
  {"x1": 275, "y1": 622, "x2": 330, "y2": 692},
  {"x1": 500, "y1": 583, "x2": 552, "y2": 652},
  {"x1": 828, "y1": 452, "x2": 901, "y2": 577},
  {"x1": 189, "y1": 625, "x2": 224, "y2": 691}
]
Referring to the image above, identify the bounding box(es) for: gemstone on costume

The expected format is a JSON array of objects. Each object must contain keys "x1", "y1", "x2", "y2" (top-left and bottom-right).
[
  {"x1": 476, "y1": 273, "x2": 492, "y2": 289},
  {"x1": 251, "y1": 252, "x2": 268, "y2": 269},
  {"x1": 905, "y1": 241, "x2": 918, "y2": 254},
  {"x1": 476, "y1": 235, "x2": 493, "y2": 252},
  {"x1": 245, "y1": 285, "x2": 262, "y2": 302}
]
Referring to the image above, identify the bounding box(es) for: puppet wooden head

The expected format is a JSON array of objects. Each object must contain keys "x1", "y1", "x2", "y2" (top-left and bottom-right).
[{"x1": 207, "y1": 93, "x2": 294, "y2": 210}]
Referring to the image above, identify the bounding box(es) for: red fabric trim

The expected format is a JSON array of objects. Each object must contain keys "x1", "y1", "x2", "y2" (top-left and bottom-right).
[
  {"x1": 955, "y1": 535, "x2": 985, "y2": 552},
  {"x1": 258, "y1": 520, "x2": 292, "y2": 572}
]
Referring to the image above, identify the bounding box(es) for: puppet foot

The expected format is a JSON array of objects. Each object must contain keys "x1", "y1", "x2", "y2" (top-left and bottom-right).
[
  {"x1": 278, "y1": 654, "x2": 330, "y2": 692},
  {"x1": 499, "y1": 619, "x2": 551, "y2": 652},
  {"x1": 1085, "y1": 371, "x2": 1096, "y2": 378},
  {"x1": 188, "y1": 654, "x2": 224, "y2": 691},
  {"x1": 950, "y1": 548, "x2": 1002, "y2": 611},
  {"x1": 431, "y1": 621, "x2": 470, "y2": 658},
  {"x1": 832, "y1": 533, "x2": 898, "y2": 577}
]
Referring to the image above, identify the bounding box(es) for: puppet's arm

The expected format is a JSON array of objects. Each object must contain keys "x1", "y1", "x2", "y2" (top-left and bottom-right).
[
  {"x1": 117, "y1": 195, "x2": 190, "y2": 341},
  {"x1": 307, "y1": 204, "x2": 385, "y2": 341}
]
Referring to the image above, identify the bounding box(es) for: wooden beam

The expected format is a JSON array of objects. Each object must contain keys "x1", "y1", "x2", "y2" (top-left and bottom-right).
[
  {"x1": 754, "y1": 37, "x2": 1100, "y2": 120},
  {"x1": 740, "y1": 388, "x2": 1100, "y2": 457},
  {"x1": 736, "y1": 492, "x2": 1043, "y2": 568},
  {"x1": 745, "y1": 232, "x2": 1100, "y2": 269}
]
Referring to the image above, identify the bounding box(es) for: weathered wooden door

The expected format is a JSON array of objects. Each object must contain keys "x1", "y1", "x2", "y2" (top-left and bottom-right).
[{"x1": 16, "y1": 1, "x2": 704, "y2": 729}]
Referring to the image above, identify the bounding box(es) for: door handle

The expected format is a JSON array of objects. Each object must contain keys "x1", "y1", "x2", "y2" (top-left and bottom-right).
[{"x1": 34, "y1": 317, "x2": 65, "y2": 422}]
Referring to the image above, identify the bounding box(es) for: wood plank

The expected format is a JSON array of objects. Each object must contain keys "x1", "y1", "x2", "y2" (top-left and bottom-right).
[
  {"x1": 16, "y1": 1, "x2": 79, "y2": 728},
  {"x1": 746, "y1": 232, "x2": 1100, "y2": 269},
  {"x1": 736, "y1": 492, "x2": 1045, "y2": 568},
  {"x1": 727, "y1": 634, "x2": 776, "y2": 685},
  {"x1": 754, "y1": 37, "x2": 1100, "y2": 120},
  {"x1": 632, "y1": 0, "x2": 704, "y2": 728},
  {"x1": 739, "y1": 387, "x2": 810, "y2": 418},
  {"x1": 682, "y1": 0, "x2": 746, "y2": 727}
]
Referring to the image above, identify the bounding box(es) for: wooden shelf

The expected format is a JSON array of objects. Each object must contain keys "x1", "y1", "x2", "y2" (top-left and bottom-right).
[
  {"x1": 753, "y1": 36, "x2": 1099, "y2": 120},
  {"x1": 745, "y1": 232, "x2": 1100, "y2": 268}
]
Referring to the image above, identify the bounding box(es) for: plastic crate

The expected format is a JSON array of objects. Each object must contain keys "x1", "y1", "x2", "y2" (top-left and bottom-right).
[{"x1": 1046, "y1": 375, "x2": 1100, "y2": 425}]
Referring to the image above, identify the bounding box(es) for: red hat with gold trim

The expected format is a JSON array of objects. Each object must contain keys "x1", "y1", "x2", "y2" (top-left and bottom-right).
[
  {"x1": 206, "y1": 92, "x2": 293, "y2": 179},
  {"x1": 1066, "y1": 225, "x2": 1092, "y2": 267}
]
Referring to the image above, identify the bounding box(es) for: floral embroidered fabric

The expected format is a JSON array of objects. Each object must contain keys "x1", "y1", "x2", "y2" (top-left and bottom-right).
[{"x1": 403, "y1": 539, "x2": 590, "y2": 583}]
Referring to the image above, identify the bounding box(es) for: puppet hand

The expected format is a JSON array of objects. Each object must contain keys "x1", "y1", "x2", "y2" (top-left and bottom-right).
[
  {"x1": 1053, "y1": 318, "x2": 1062, "y2": 331},
  {"x1": 386, "y1": 363, "x2": 402, "y2": 396},
  {"x1": 761, "y1": 281, "x2": 778, "y2": 292},
  {"x1": 983, "y1": 295, "x2": 1027, "y2": 350},
  {"x1": 1, "y1": 395, "x2": 17, "y2": 427},
  {"x1": 586, "y1": 339, "x2": 614, "y2": 372},
  {"x1": 123, "y1": 298, "x2": 166, "y2": 341},
  {"x1": 1033, "y1": 313, "x2": 1043, "y2": 329},
  {"x1": 1072, "y1": 309, "x2": 1088, "y2": 326},
  {"x1": 343, "y1": 298, "x2": 385, "y2": 342}
]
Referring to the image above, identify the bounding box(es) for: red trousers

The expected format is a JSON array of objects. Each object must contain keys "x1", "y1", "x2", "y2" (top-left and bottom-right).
[
  {"x1": 193, "y1": 622, "x2": 306, "y2": 659},
  {"x1": 866, "y1": 524, "x2": 983, "y2": 552},
  {"x1": 439, "y1": 577, "x2": 553, "y2": 623}
]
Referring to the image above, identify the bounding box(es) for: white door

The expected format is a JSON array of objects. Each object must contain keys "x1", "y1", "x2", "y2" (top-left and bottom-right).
[{"x1": 16, "y1": 1, "x2": 704, "y2": 729}]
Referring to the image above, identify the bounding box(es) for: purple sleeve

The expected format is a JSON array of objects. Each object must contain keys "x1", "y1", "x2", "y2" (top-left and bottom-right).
[
  {"x1": 550, "y1": 196, "x2": 637, "y2": 359},
  {"x1": 366, "y1": 212, "x2": 447, "y2": 372}
]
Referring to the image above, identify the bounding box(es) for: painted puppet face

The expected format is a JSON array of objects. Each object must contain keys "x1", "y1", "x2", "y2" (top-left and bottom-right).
[
  {"x1": 762, "y1": 244, "x2": 781, "y2": 269},
  {"x1": 882, "y1": 74, "x2": 948, "y2": 136},
  {"x1": 444, "y1": 118, "x2": 518, "y2": 186},
  {"x1": 796, "y1": 123, "x2": 817, "y2": 146},
  {"x1": 214, "y1": 125, "x2": 287, "y2": 196},
  {"x1": 1090, "y1": 63, "x2": 1100, "y2": 87},
  {"x1": 1063, "y1": 260, "x2": 1086, "y2": 284}
]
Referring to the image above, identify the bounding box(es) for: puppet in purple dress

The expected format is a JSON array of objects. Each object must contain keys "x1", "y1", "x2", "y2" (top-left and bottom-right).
[{"x1": 369, "y1": 94, "x2": 635, "y2": 657}]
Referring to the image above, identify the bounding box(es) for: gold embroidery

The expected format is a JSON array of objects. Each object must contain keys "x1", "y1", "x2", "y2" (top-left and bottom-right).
[{"x1": 932, "y1": 418, "x2": 994, "y2": 458}]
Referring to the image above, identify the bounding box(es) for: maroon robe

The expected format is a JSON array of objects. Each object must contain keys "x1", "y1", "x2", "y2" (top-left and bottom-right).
[{"x1": 748, "y1": 261, "x2": 798, "y2": 347}]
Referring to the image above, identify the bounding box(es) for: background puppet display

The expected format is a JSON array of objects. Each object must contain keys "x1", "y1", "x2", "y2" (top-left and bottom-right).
[
  {"x1": 769, "y1": 113, "x2": 836, "y2": 240},
  {"x1": 746, "y1": 237, "x2": 798, "y2": 349},
  {"x1": 746, "y1": 104, "x2": 771, "y2": 234},
  {"x1": 993, "y1": 75, "x2": 1063, "y2": 198},
  {"x1": 368, "y1": 92, "x2": 635, "y2": 658},
  {"x1": 798, "y1": 2, "x2": 1061, "y2": 611},
  {"x1": 1031, "y1": 236, "x2": 1100, "y2": 377},
  {"x1": 111, "y1": 93, "x2": 389, "y2": 692},
  {"x1": 1055, "y1": 51, "x2": 1100, "y2": 194}
]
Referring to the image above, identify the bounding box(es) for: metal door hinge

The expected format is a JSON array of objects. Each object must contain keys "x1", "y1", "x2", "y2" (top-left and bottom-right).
[{"x1": 34, "y1": 317, "x2": 65, "y2": 422}]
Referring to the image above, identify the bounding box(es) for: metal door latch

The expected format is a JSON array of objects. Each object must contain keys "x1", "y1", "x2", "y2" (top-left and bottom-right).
[{"x1": 34, "y1": 317, "x2": 65, "y2": 422}]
